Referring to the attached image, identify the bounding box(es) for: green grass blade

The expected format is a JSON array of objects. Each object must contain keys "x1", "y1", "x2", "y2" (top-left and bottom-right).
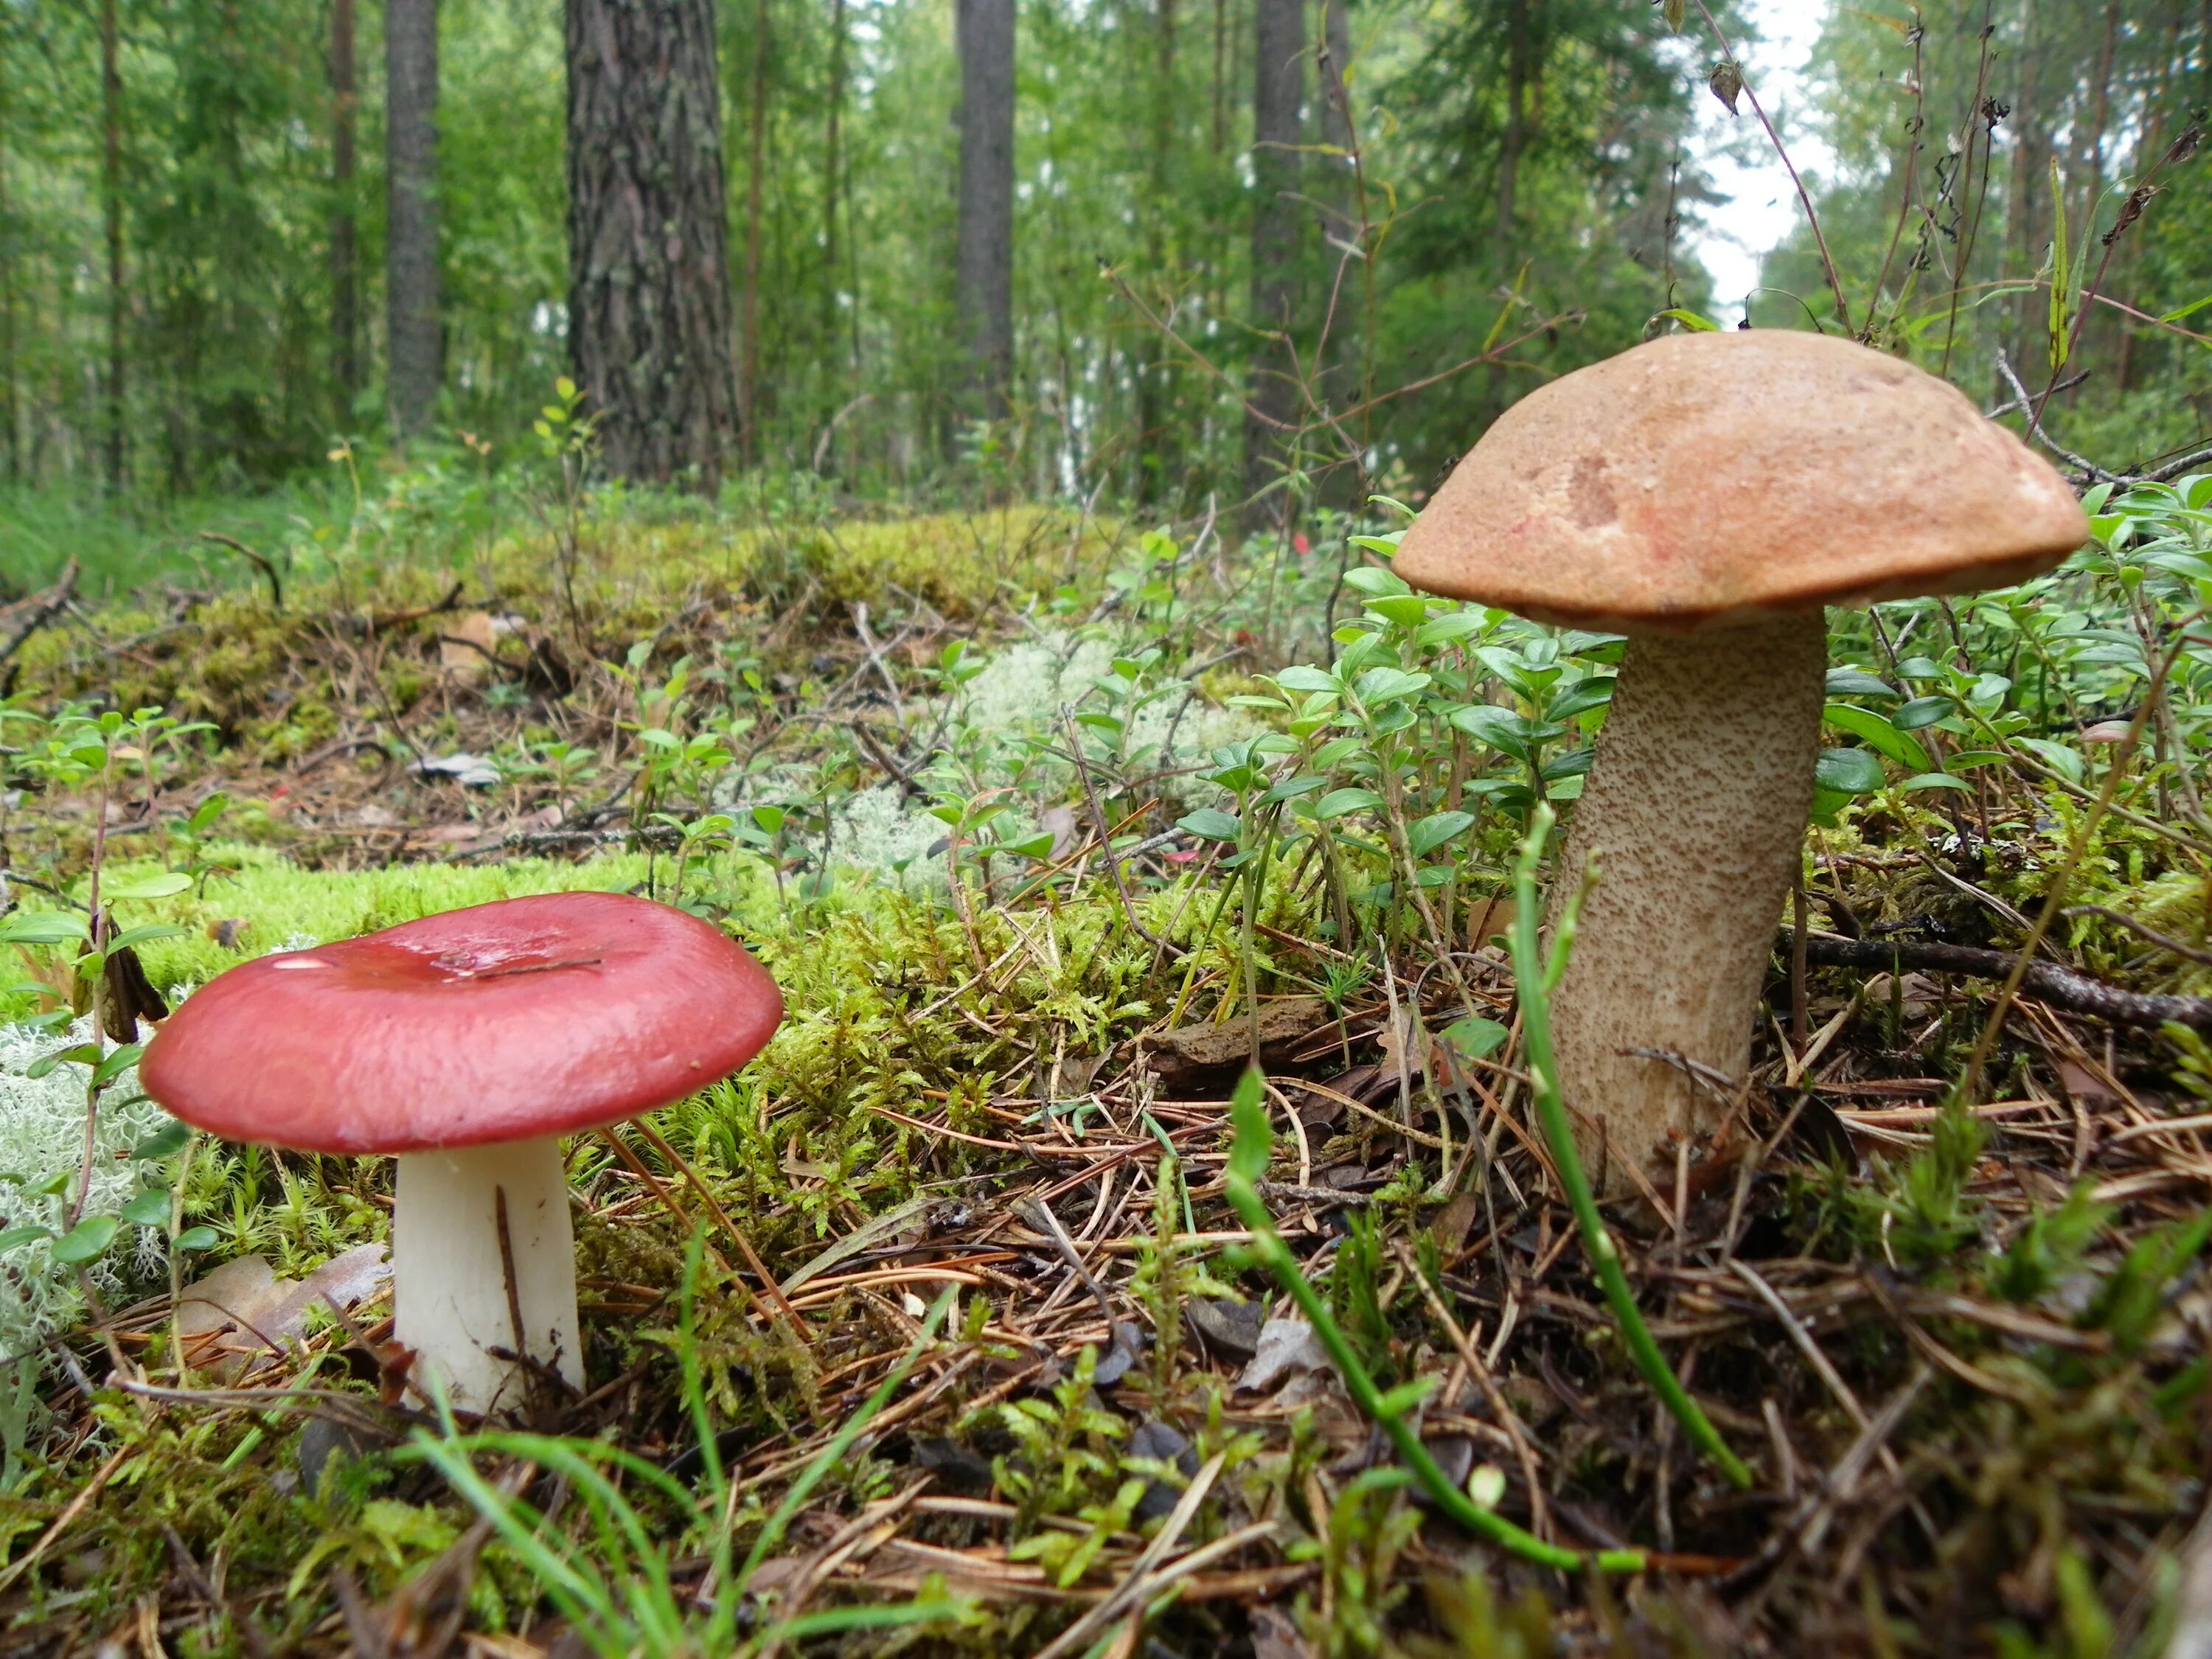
[{"x1": 1511, "y1": 806, "x2": 1753, "y2": 1489}]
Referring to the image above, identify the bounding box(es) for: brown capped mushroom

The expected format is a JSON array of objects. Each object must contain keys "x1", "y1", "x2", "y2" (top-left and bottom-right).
[{"x1": 1392, "y1": 330, "x2": 2086, "y2": 1190}]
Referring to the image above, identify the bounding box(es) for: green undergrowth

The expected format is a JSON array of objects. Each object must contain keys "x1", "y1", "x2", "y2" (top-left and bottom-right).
[{"x1": 14, "y1": 502, "x2": 1119, "y2": 754}]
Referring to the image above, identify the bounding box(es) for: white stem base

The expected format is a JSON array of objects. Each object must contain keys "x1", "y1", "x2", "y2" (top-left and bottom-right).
[{"x1": 393, "y1": 1139, "x2": 581, "y2": 1414}]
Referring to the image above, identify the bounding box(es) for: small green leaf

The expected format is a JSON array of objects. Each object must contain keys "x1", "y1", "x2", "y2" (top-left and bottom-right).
[
  {"x1": 2016, "y1": 737, "x2": 2087, "y2": 785},
  {"x1": 104, "y1": 924, "x2": 186, "y2": 953},
  {"x1": 1364, "y1": 595, "x2": 1430, "y2": 628},
  {"x1": 1440, "y1": 1016, "x2": 1509, "y2": 1062},
  {"x1": 1407, "y1": 811, "x2": 1476, "y2": 858},
  {"x1": 131, "y1": 1121, "x2": 191, "y2": 1161},
  {"x1": 1311, "y1": 787, "x2": 1385, "y2": 821},
  {"x1": 1227, "y1": 1069, "x2": 1272, "y2": 1188},
  {"x1": 1823, "y1": 703, "x2": 1932, "y2": 772},
  {"x1": 1902, "y1": 773, "x2": 1974, "y2": 792},
  {"x1": 174, "y1": 1226, "x2": 218, "y2": 1252},
  {"x1": 121, "y1": 1190, "x2": 173, "y2": 1228},
  {"x1": 0, "y1": 911, "x2": 90, "y2": 947},
  {"x1": 1543, "y1": 677, "x2": 1616, "y2": 722},
  {"x1": 1824, "y1": 668, "x2": 1899, "y2": 700},
  {"x1": 1341, "y1": 566, "x2": 1411, "y2": 598},
  {"x1": 93, "y1": 1044, "x2": 144, "y2": 1088},
  {"x1": 50, "y1": 1216, "x2": 119, "y2": 1265},
  {"x1": 26, "y1": 1043, "x2": 100, "y2": 1080},
  {"x1": 99, "y1": 871, "x2": 190, "y2": 902},
  {"x1": 1275, "y1": 665, "x2": 1340, "y2": 694},
  {"x1": 1892, "y1": 696, "x2": 1952, "y2": 731},
  {"x1": 0, "y1": 1226, "x2": 52, "y2": 1253},
  {"x1": 1177, "y1": 808, "x2": 1242, "y2": 843},
  {"x1": 1815, "y1": 748, "x2": 1888, "y2": 796}
]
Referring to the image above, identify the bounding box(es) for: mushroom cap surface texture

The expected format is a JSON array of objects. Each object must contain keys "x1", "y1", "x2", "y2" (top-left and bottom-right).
[
  {"x1": 1391, "y1": 330, "x2": 2088, "y2": 633},
  {"x1": 141, "y1": 892, "x2": 783, "y2": 1154}
]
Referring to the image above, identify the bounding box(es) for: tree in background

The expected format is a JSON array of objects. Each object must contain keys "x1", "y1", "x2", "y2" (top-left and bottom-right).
[
  {"x1": 566, "y1": 0, "x2": 741, "y2": 487},
  {"x1": 100, "y1": 0, "x2": 123, "y2": 492},
  {"x1": 954, "y1": 0, "x2": 1015, "y2": 428},
  {"x1": 332, "y1": 0, "x2": 361, "y2": 421},
  {"x1": 1241, "y1": 0, "x2": 1301, "y2": 529},
  {"x1": 0, "y1": 13, "x2": 17, "y2": 481},
  {"x1": 1764, "y1": 0, "x2": 2210, "y2": 463},
  {"x1": 0, "y1": 0, "x2": 2199, "y2": 521},
  {"x1": 386, "y1": 0, "x2": 442, "y2": 439}
]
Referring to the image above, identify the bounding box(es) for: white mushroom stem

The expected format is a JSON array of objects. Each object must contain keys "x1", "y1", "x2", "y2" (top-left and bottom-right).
[
  {"x1": 1548, "y1": 612, "x2": 1827, "y2": 1195},
  {"x1": 392, "y1": 1138, "x2": 582, "y2": 1413}
]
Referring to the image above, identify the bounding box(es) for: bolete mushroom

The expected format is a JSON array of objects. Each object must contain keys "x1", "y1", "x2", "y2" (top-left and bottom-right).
[
  {"x1": 141, "y1": 891, "x2": 783, "y2": 1411},
  {"x1": 1391, "y1": 330, "x2": 2086, "y2": 1190}
]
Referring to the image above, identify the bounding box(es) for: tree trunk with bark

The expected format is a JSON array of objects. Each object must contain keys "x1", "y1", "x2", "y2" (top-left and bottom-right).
[
  {"x1": 954, "y1": 0, "x2": 1015, "y2": 425},
  {"x1": 1134, "y1": 0, "x2": 1178, "y2": 504},
  {"x1": 386, "y1": 0, "x2": 442, "y2": 438},
  {"x1": 1498, "y1": 0, "x2": 1531, "y2": 240},
  {"x1": 1242, "y1": 0, "x2": 1301, "y2": 530},
  {"x1": 332, "y1": 0, "x2": 360, "y2": 416},
  {"x1": 101, "y1": 0, "x2": 125, "y2": 493},
  {"x1": 565, "y1": 0, "x2": 740, "y2": 487},
  {"x1": 0, "y1": 26, "x2": 16, "y2": 480},
  {"x1": 741, "y1": 0, "x2": 769, "y2": 459},
  {"x1": 822, "y1": 0, "x2": 845, "y2": 399}
]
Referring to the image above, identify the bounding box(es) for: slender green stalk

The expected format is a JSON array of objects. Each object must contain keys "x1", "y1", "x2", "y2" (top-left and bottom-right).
[
  {"x1": 1222, "y1": 1071, "x2": 1644, "y2": 1573},
  {"x1": 1512, "y1": 805, "x2": 1754, "y2": 1490}
]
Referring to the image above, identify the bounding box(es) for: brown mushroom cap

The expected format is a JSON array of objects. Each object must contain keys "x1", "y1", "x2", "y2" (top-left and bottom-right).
[
  {"x1": 142, "y1": 892, "x2": 783, "y2": 1155},
  {"x1": 1392, "y1": 330, "x2": 2089, "y2": 633}
]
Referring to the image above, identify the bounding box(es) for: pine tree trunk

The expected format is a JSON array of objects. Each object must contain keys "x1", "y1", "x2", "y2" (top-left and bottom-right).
[
  {"x1": 566, "y1": 0, "x2": 740, "y2": 487},
  {"x1": 1242, "y1": 0, "x2": 1301, "y2": 530},
  {"x1": 1317, "y1": 0, "x2": 1356, "y2": 397},
  {"x1": 101, "y1": 0, "x2": 125, "y2": 493},
  {"x1": 822, "y1": 0, "x2": 845, "y2": 392},
  {"x1": 954, "y1": 0, "x2": 1015, "y2": 424},
  {"x1": 1134, "y1": 0, "x2": 1178, "y2": 506},
  {"x1": 741, "y1": 0, "x2": 769, "y2": 459},
  {"x1": 0, "y1": 26, "x2": 16, "y2": 481},
  {"x1": 1498, "y1": 0, "x2": 1530, "y2": 239},
  {"x1": 332, "y1": 0, "x2": 360, "y2": 415},
  {"x1": 386, "y1": 0, "x2": 442, "y2": 439}
]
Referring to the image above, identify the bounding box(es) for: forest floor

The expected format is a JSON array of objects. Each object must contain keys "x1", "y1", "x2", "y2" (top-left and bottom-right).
[{"x1": 0, "y1": 480, "x2": 2208, "y2": 1658}]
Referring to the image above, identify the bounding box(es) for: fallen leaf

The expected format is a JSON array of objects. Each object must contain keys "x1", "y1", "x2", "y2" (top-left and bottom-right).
[
  {"x1": 1125, "y1": 1419, "x2": 1200, "y2": 1520},
  {"x1": 1185, "y1": 1297, "x2": 1264, "y2": 1362},
  {"x1": 1237, "y1": 1318, "x2": 1329, "y2": 1394},
  {"x1": 177, "y1": 1243, "x2": 389, "y2": 1382}
]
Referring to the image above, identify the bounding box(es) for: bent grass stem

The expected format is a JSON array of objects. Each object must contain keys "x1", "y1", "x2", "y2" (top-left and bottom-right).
[
  {"x1": 1220, "y1": 1069, "x2": 1644, "y2": 1573},
  {"x1": 1513, "y1": 805, "x2": 1754, "y2": 1489}
]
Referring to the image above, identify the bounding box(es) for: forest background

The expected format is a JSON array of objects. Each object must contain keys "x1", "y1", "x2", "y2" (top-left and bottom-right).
[{"x1": 0, "y1": 0, "x2": 2206, "y2": 587}]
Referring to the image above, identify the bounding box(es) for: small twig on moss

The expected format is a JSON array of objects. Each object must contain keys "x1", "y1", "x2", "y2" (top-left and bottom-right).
[{"x1": 195, "y1": 532, "x2": 284, "y2": 610}]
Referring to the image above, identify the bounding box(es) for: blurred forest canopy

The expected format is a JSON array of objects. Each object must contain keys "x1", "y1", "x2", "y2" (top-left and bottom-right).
[{"x1": 0, "y1": 0, "x2": 2203, "y2": 535}]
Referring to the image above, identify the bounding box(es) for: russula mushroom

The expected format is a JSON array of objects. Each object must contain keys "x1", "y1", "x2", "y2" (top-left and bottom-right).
[
  {"x1": 141, "y1": 892, "x2": 782, "y2": 1412},
  {"x1": 1391, "y1": 330, "x2": 2086, "y2": 1190}
]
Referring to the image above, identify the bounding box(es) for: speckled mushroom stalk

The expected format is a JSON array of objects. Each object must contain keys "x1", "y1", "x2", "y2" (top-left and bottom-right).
[{"x1": 1545, "y1": 615, "x2": 1826, "y2": 1186}]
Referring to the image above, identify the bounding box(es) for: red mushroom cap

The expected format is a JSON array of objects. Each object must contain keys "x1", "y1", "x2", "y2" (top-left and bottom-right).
[{"x1": 141, "y1": 892, "x2": 784, "y2": 1155}]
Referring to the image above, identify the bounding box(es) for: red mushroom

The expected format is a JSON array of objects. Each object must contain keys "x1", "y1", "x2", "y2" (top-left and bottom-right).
[{"x1": 142, "y1": 892, "x2": 783, "y2": 1413}]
